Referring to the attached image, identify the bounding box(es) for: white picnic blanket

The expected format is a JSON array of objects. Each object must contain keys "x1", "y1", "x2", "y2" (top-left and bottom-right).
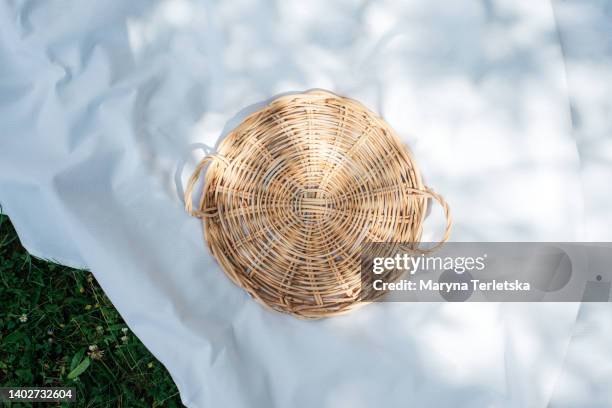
[{"x1": 1, "y1": 0, "x2": 611, "y2": 406}]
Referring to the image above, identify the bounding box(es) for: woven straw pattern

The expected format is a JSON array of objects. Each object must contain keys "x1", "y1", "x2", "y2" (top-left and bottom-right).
[{"x1": 185, "y1": 90, "x2": 451, "y2": 319}]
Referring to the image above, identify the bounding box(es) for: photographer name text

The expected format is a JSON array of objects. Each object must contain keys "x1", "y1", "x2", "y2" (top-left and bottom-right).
[{"x1": 372, "y1": 279, "x2": 531, "y2": 292}]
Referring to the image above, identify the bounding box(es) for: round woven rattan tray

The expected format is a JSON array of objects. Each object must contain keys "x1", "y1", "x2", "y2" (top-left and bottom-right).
[{"x1": 185, "y1": 90, "x2": 451, "y2": 319}]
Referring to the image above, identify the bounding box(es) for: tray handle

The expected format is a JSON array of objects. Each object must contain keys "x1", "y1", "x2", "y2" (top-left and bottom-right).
[
  {"x1": 184, "y1": 154, "x2": 230, "y2": 218},
  {"x1": 404, "y1": 186, "x2": 452, "y2": 251}
]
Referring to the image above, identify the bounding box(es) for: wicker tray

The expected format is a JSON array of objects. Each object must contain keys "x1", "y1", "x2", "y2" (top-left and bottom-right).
[{"x1": 185, "y1": 90, "x2": 451, "y2": 318}]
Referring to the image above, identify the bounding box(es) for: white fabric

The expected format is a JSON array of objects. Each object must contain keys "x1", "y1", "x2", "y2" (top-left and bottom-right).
[{"x1": 1, "y1": 0, "x2": 610, "y2": 406}]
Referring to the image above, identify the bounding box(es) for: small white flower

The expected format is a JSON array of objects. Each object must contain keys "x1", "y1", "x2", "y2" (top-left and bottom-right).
[
  {"x1": 19, "y1": 314, "x2": 27, "y2": 323},
  {"x1": 96, "y1": 326, "x2": 104, "y2": 333},
  {"x1": 121, "y1": 335, "x2": 128, "y2": 343},
  {"x1": 121, "y1": 327, "x2": 128, "y2": 333},
  {"x1": 87, "y1": 344, "x2": 104, "y2": 360}
]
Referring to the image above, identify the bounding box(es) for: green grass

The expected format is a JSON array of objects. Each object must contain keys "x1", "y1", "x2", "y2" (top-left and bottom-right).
[{"x1": 0, "y1": 212, "x2": 183, "y2": 407}]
